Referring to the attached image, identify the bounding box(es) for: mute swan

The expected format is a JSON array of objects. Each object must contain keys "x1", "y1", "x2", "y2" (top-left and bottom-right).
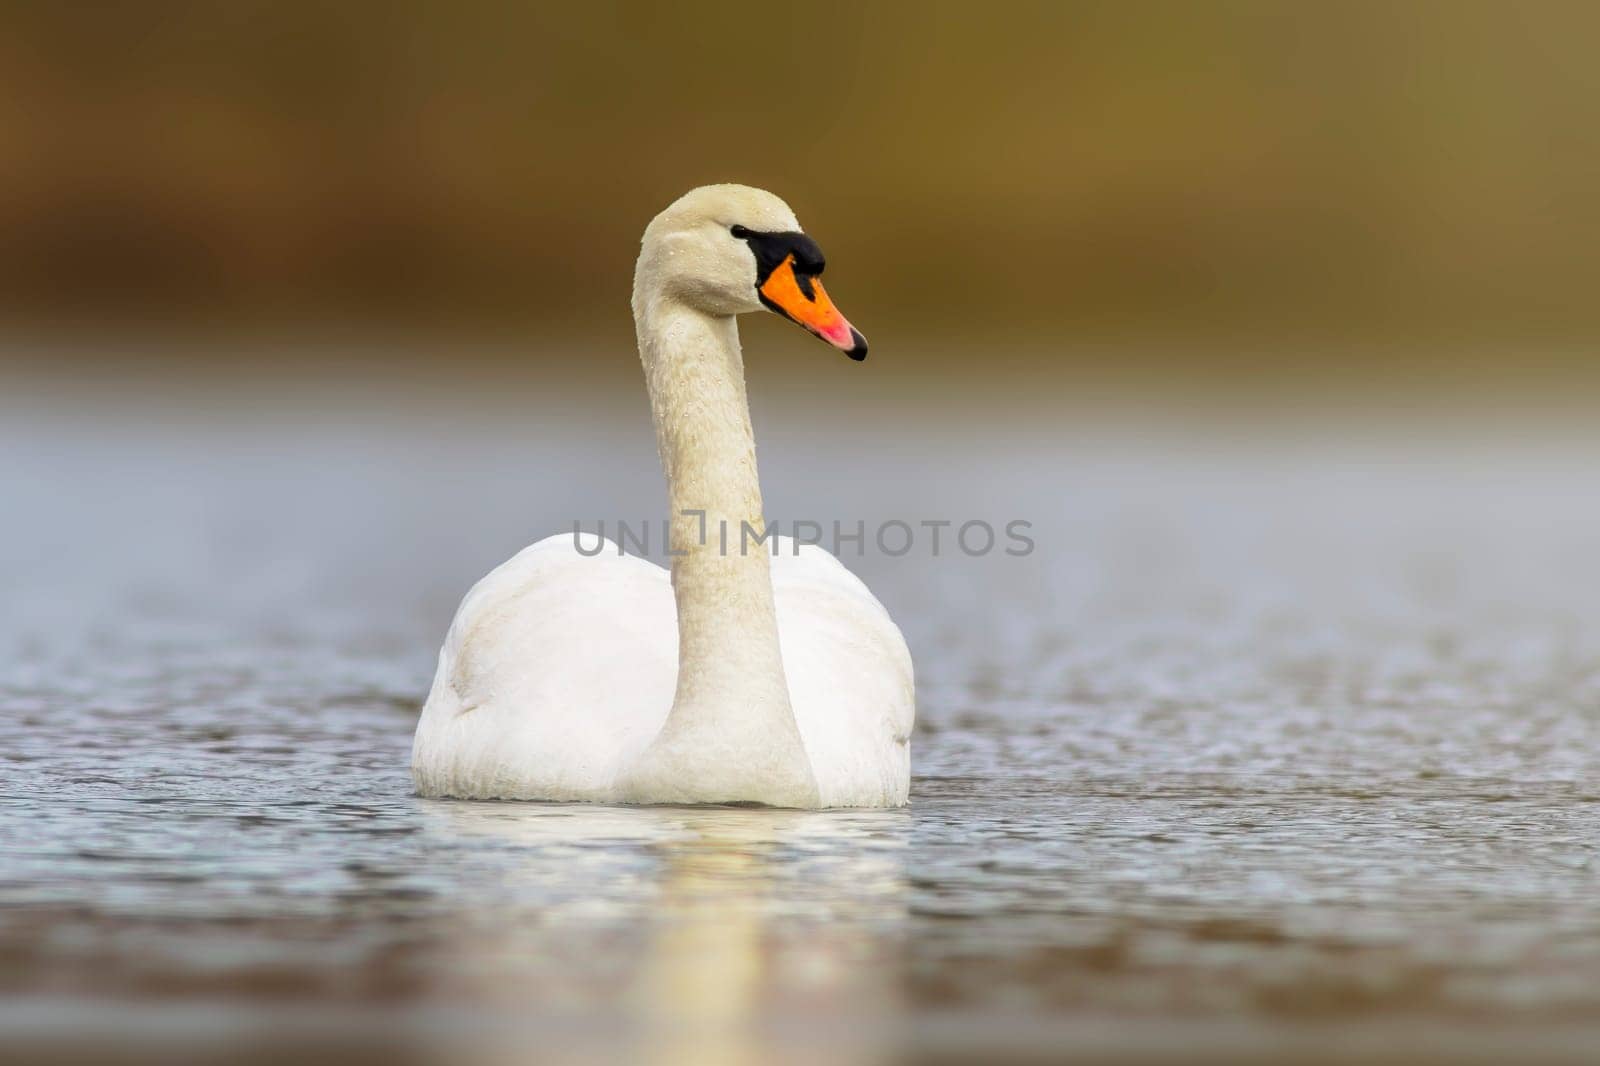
[{"x1": 412, "y1": 184, "x2": 914, "y2": 808}]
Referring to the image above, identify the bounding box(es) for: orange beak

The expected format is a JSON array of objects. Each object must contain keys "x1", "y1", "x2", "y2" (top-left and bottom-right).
[{"x1": 758, "y1": 255, "x2": 868, "y2": 361}]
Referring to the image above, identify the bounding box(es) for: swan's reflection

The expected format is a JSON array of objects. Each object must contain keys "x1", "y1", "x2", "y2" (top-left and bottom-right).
[{"x1": 420, "y1": 801, "x2": 910, "y2": 1063}]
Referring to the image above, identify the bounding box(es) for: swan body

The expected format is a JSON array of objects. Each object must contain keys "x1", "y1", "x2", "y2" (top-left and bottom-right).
[
  {"x1": 412, "y1": 534, "x2": 912, "y2": 806},
  {"x1": 412, "y1": 185, "x2": 914, "y2": 808}
]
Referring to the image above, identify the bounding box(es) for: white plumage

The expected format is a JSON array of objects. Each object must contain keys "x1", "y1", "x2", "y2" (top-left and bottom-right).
[
  {"x1": 412, "y1": 534, "x2": 912, "y2": 806},
  {"x1": 412, "y1": 185, "x2": 914, "y2": 808}
]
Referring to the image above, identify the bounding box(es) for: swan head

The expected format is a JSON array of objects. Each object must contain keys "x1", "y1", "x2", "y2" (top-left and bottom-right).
[{"x1": 637, "y1": 184, "x2": 868, "y2": 361}]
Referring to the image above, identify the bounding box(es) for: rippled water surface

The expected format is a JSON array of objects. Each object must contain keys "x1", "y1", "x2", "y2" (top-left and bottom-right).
[{"x1": 4, "y1": 376, "x2": 1600, "y2": 1063}]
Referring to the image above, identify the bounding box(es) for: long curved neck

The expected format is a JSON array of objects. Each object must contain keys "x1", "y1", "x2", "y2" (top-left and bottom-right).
[{"x1": 633, "y1": 289, "x2": 794, "y2": 722}]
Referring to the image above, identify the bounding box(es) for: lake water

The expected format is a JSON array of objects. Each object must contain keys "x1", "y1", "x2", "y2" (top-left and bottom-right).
[{"x1": 3, "y1": 368, "x2": 1600, "y2": 1063}]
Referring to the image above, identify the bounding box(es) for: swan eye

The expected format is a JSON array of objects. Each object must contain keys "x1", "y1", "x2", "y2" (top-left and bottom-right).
[{"x1": 730, "y1": 225, "x2": 752, "y2": 240}]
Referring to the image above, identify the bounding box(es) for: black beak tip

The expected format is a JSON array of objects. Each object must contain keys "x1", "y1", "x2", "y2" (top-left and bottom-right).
[{"x1": 845, "y1": 329, "x2": 868, "y2": 362}]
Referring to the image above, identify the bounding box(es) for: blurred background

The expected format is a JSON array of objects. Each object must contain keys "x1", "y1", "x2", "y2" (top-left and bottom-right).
[
  {"x1": 2, "y1": 1, "x2": 1597, "y2": 391},
  {"x1": 6, "y1": 4, "x2": 1600, "y2": 1064}
]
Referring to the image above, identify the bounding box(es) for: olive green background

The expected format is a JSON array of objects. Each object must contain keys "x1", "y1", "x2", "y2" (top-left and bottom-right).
[{"x1": 3, "y1": 2, "x2": 1596, "y2": 388}]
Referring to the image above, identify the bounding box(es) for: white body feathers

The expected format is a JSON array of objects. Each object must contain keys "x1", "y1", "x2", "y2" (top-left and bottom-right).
[{"x1": 411, "y1": 534, "x2": 913, "y2": 806}]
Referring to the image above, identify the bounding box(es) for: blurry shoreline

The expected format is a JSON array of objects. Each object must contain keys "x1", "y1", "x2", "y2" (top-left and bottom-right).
[
  {"x1": 3, "y1": 4, "x2": 1598, "y2": 393},
  {"x1": 3, "y1": 323, "x2": 1597, "y2": 430}
]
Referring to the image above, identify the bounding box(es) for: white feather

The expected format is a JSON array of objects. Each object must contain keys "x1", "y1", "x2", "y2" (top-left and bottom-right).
[{"x1": 412, "y1": 535, "x2": 912, "y2": 807}]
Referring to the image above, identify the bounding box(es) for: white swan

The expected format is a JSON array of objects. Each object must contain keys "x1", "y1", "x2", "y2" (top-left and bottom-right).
[{"x1": 412, "y1": 184, "x2": 914, "y2": 808}]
